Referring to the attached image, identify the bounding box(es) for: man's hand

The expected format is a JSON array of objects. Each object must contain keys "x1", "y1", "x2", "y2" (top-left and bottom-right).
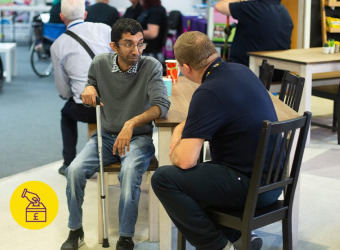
[
  {"x1": 113, "y1": 121, "x2": 134, "y2": 156},
  {"x1": 112, "y1": 106, "x2": 161, "y2": 156},
  {"x1": 81, "y1": 86, "x2": 103, "y2": 107}
]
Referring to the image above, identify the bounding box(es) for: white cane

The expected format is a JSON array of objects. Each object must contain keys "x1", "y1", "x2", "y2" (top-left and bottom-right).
[{"x1": 96, "y1": 96, "x2": 110, "y2": 248}]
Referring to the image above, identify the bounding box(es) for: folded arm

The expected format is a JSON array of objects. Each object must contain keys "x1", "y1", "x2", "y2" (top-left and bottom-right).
[
  {"x1": 169, "y1": 121, "x2": 204, "y2": 169},
  {"x1": 113, "y1": 105, "x2": 161, "y2": 156}
]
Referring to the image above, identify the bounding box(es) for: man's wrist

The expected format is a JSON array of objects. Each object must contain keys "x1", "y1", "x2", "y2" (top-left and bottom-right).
[{"x1": 124, "y1": 120, "x2": 135, "y2": 130}]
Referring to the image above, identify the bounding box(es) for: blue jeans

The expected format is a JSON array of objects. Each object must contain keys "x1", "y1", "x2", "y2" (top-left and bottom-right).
[
  {"x1": 151, "y1": 162, "x2": 282, "y2": 250},
  {"x1": 66, "y1": 131, "x2": 155, "y2": 237}
]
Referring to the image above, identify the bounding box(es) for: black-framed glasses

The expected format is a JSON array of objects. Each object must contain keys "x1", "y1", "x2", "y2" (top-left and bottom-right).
[{"x1": 115, "y1": 42, "x2": 147, "y2": 51}]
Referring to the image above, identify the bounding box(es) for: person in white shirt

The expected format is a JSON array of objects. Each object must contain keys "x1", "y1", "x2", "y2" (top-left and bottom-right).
[{"x1": 50, "y1": 0, "x2": 112, "y2": 176}]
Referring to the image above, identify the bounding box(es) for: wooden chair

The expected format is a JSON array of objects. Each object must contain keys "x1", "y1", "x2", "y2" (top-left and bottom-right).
[
  {"x1": 178, "y1": 112, "x2": 312, "y2": 250},
  {"x1": 259, "y1": 59, "x2": 275, "y2": 91},
  {"x1": 88, "y1": 123, "x2": 160, "y2": 243},
  {"x1": 278, "y1": 71, "x2": 305, "y2": 112},
  {"x1": 311, "y1": 83, "x2": 340, "y2": 144}
]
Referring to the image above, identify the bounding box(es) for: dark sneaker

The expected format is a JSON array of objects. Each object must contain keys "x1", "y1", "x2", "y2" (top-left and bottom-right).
[
  {"x1": 116, "y1": 236, "x2": 134, "y2": 250},
  {"x1": 251, "y1": 233, "x2": 263, "y2": 250},
  {"x1": 61, "y1": 227, "x2": 84, "y2": 250},
  {"x1": 59, "y1": 164, "x2": 69, "y2": 175}
]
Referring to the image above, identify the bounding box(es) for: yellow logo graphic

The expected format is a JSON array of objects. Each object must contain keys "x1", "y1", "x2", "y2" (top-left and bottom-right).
[{"x1": 10, "y1": 181, "x2": 58, "y2": 229}]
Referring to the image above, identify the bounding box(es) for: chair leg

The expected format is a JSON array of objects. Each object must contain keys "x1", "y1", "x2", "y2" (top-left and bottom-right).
[
  {"x1": 241, "y1": 229, "x2": 252, "y2": 250},
  {"x1": 282, "y1": 217, "x2": 292, "y2": 250},
  {"x1": 98, "y1": 172, "x2": 109, "y2": 244},
  {"x1": 177, "y1": 230, "x2": 186, "y2": 250},
  {"x1": 336, "y1": 98, "x2": 340, "y2": 145},
  {"x1": 332, "y1": 101, "x2": 337, "y2": 132},
  {"x1": 148, "y1": 171, "x2": 159, "y2": 242}
]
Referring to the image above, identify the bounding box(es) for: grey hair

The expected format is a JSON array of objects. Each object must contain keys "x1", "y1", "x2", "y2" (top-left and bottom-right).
[{"x1": 61, "y1": 0, "x2": 85, "y2": 21}]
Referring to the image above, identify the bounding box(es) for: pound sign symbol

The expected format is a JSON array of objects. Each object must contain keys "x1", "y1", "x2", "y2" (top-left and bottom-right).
[{"x1": 34, "y1": 213, "x2": 39, "y2": 221}]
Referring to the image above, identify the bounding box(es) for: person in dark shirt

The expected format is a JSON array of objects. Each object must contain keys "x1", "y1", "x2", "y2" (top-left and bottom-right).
[
  {"x1": 49, "y1": 0, "x2": 63, "y2": 23},
  {"x1": 136, "y1": 0, "x2": 167, "y2": 63},
  {"x1": 86, "y1": 0, "x2": 120, "y2": 27},
  {"x1": 123, "y1": 0, "x2": 143, "y2": 20},
  {"x1": 215, "y1": 0, "x2": 293, "y2": 80}
]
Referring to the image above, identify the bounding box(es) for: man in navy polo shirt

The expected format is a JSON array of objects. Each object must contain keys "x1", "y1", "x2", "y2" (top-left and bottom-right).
[{"x1": 151, "y1": 31, "x2": 281, "y2": 250}]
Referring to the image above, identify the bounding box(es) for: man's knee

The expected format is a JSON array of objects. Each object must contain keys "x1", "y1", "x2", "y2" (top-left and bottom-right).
[
  {"x1": 66, "y1": 160, "x2": 84, "y2": 180},
  {"x1": 151, "y1": 165, "x2": 176, "y2": 191}
]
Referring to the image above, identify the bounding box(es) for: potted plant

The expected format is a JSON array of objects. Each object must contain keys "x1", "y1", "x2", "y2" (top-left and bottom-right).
[
  {"x1": 323, "y1": 42, "x2": 330, "y2": 54},
  {"x1": 328, "y1": 39, "x2": 335, "y2": 53}
]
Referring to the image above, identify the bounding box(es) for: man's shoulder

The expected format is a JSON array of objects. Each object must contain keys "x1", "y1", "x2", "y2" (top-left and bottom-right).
[
  {"x1": 94, "y1": 52, "x2": 113, "y2": 62},
  {"x1": 50, "y1": 32, "x2": 68, "y2": 50},
  {"x1": 82, "y1": 21, "x2": 111, "y2": 30},
  {"x1": 140, "y1": 56, "x2": 161, "y2": 68}
]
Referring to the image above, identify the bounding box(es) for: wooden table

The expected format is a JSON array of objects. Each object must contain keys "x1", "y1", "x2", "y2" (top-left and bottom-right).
[
  {"x1": 154, "y1": 76, "x2": 299, "y2": 250},
  {"x1": 248, "y1": 47, "x2": 340, "y2": 117}
]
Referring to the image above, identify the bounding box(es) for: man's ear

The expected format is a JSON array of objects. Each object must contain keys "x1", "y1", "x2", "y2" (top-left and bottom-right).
[
  {"x1": 60, "y1": 13, "x2": 65, "y2": 23},
  {"x1": 110, "y1": 42, "x2": 118, "y2": 52},
  {"x1": 182, "y1": 63, "x2": 191, "y2": 75}
]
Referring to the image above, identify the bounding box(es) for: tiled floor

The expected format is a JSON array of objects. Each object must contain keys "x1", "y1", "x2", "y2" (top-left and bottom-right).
[{"x1": 1, "y1": 98, "x2": 339, "y2": 250}]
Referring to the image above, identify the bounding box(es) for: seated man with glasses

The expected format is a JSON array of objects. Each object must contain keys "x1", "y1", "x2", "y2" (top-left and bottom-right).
[{"x1": 61, "y1": 18, "x2": 170, "y2": 250}]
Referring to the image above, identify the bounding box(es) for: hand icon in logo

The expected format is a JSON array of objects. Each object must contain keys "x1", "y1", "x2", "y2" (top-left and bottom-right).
[{"x1": 21, "y1": 188, "x2": 40, "y2": 204}]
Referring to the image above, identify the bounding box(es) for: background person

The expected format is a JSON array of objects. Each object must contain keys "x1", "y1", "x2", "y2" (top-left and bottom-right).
[
  {"x1": 215, "y1": 0, "x2": 293, "y2": 80},
  {"x1": 61, "y1": 18, "x2": 170, "y2": 250},
  {"x1": 49, "y1": 0, "x2": 63, "y2": 23},
  {"x1": 151, "y1": 31, "x2": 281, "y2": 250},
  {"x1": 86, "y1": 0, "x2": 120, "y2": 27},
  {"x1": 136, "y1": 0, "x2": 167, "y2": 64},
  {"x1": 50, "y1": 0, "x2": 112, "y2": 176},
  {"x1": 123, "y1": 0, "x2": 143, "y2": 20}
]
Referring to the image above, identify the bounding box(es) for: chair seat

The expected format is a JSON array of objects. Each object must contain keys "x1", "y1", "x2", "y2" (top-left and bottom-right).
[
  {"x1": 102, "y1": 156, "x2": 158, "y2": 172},
  {"x1": 312, "y1": 71, "x2": 340, "y2": 81},
  {"x1": 207, "y1": 200, "x2": 288, "y2": 230},
  {"x1": 97, "y1": 155, "x2": 159, "y2": 244},
  {"x1": 312, "y1": 84, "x2": 339, "y2": 96},
  {"x1": 311, "y1": 83, "x2": 340, "y2": 144}
]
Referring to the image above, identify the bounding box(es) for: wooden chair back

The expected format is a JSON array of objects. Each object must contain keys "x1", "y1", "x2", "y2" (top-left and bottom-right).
[
  {"x1": 279, "y1": 71, "x2": 305, "y2": 112},
  {"x1": 259, "y1": 59, "x2": 275, "y2": 91}
]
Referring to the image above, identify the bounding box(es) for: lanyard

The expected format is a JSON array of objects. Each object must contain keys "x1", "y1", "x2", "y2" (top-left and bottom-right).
[{"x1": 68, "y1": 21, "x2": 84, "y2": 29}]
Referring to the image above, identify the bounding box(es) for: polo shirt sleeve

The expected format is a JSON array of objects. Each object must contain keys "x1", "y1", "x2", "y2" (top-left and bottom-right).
[
  {"x1": 229, "y1": 1, "x2": 258, "y2": 22},
  {"x1": 182, "y1": 89, "x2": 226, "y2": 141}
]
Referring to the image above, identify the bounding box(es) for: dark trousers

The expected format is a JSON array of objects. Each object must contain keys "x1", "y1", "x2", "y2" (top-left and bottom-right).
[
  {"x1": 61, "y1": 98, "x2": 96, "y2": 166},
  {"x1": 151, "y1": 162, "x2": 281, "y2": 250}
]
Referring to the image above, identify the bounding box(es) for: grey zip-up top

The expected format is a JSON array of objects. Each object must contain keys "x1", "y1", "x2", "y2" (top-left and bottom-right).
[{"x1": 86, "y1": 53, "x2": 170, "y2": 135}]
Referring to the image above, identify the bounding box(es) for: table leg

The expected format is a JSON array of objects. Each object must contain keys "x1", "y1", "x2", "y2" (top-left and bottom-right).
[
  {"x1": 5, "y1": 49, "x2": 11, "y2": 82},
  {"x1": 149, "y1": 171, "x2": 159, "y2": 242},
  {"x1": 12, "y1": 45, "x2": 17, "y2": 76},
  {"x1": 249, "y1": 56, "x2": 260, "y2": 76},
  {"x1": 297, "y1": 64, "x2": 312, "y2": 146},
  {"x1": 157, "y1": 127, "x2": 173, "y2": 250}
]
